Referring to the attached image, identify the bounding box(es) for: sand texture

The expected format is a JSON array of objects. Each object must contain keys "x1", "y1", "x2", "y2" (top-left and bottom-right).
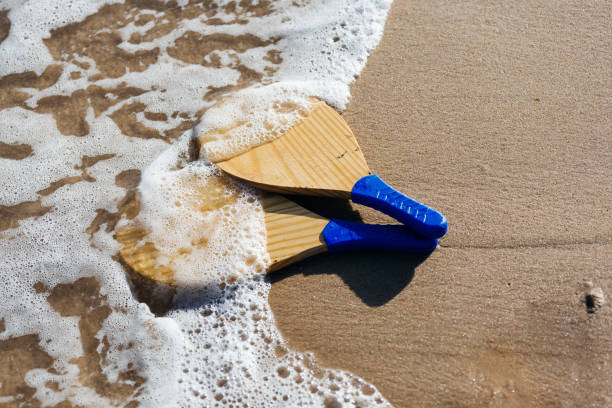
[{"x1": 269, "y1": 0, "x2": 611, "y2": 406}]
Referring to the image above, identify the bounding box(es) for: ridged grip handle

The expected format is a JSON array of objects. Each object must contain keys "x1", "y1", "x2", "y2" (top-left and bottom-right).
[
  {"x1": 351, "y1": 175, "x2": 447, "y2": 239},
  {"x1": 322, "y1": 219, "x2": 438, "y2": 253}
]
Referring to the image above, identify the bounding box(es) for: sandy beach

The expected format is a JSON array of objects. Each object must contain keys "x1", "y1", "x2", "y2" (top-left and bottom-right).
[
  {"x1": 269, "y1": 0, "x2": 611, "y2": 406},
  {"x1": 0, "y1": 0, "x2": 609, "y2": 406}
]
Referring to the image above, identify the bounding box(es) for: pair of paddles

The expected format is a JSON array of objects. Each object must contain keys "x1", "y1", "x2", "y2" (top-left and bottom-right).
[{"x1": 216, "y1": 101, "x2": 447, "y2": 272}]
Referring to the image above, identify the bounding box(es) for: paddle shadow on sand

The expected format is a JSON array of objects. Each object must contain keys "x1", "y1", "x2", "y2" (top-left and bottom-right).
[{"x1": 269, "y1": 195, "x2": 432, "y2": 307}]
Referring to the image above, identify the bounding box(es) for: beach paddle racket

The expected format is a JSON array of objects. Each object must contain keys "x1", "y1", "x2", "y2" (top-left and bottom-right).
[
  {"x1": 262, "y1": 194, "x2": 437, "y2": 272},
  {"x1": 213, "y1": 101, "x2": 447, "y2": 239},
  {"x1": 117, "y1": 194, "x2": 437, "y2": 283}
]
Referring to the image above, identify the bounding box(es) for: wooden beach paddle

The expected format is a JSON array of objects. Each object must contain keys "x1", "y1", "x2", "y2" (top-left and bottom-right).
[
  {"x1": 117, "y1": 194, "x2": 437, "y2": 283},
  {"x1": 212, "y1": 100, "x2": 448, "y2": 239}
]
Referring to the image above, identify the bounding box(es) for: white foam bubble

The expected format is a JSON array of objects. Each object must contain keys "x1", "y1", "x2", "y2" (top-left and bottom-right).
[
  {"x1": 196, "y1": 83, "x2": 319, "y2": 162},
  {"x1": 170, "y1": 279, "x2": 389, "y2": 407}
]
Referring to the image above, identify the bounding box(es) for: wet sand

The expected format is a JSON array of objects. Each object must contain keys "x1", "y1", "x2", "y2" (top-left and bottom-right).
[{"x1": 269, "y1": 0, "x2": 611, "y2": 406}]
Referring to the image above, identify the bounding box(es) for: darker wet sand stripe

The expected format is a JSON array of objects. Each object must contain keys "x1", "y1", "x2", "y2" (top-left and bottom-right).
[
  {"x1": 0, "y1": 9, "x2": 10, "y2": 45},
  {"x1": 0, "y1": 199, "x2": 51, "y2": 232},
  {"x1": 37, "y1": 176, "x2": 83, "y2": 196},
  {"x1": 0, "y1": 141, "x2": 33, "y2": 160}
]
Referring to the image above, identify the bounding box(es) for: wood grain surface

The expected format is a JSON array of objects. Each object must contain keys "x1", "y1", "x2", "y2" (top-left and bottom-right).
[
  {"x1": 217, "y1": 102, "x2": 371, "y2": 197},
  {"x1": 116, "y1": 227, "x2": 176, "y2": 284},
  {"x1": 269, "y1": 0, "x2": 612, "y2": 407},
  {"x1": 263, "y1": 194, "x2": 329, "y2": 272}
]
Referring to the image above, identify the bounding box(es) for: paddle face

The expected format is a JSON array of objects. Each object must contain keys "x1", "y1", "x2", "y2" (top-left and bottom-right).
[
  {"x1": 216, "y1": 102, "x2": 371, "y2": 198},
  {"x1": 117, "y1": 192, "x2": 330, "y2": 282},
  {"x1": 262, "y1": 194, "x2": 329, "y2": 272},
  {"x1": 214, "y1": 100, "x2": 448, "y2": 240}
]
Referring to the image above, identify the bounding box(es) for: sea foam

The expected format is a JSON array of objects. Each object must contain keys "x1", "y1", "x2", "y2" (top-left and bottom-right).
[
  {"x1": 0, "y1": 0, "x2": 393, "y2": 406},
  {"x1": 197, "y1": 84, "x2": 319, "y2": 162}
]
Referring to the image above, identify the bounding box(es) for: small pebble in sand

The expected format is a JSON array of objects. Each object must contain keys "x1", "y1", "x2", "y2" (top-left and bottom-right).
[{"x1": 584, "y1": 281, "x2": 605, "y2": 314}]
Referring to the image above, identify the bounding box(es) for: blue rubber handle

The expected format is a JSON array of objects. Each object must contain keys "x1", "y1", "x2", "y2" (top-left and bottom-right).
[
  {"x1": 322, "y1": 219, "x2": 438, "y2": 253},
  {"x1": 351, "y1": 175, "x2": 447, "y2": 239}
]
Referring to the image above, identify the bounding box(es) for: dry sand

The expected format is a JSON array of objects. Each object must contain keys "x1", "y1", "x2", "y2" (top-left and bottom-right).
[{"x1": 269, "y1": 0, "x2": 611, "y2": 406}]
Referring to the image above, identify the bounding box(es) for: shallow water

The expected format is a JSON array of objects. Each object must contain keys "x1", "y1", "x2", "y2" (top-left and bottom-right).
[{"x1": 0, "y1": 0, "x2": 393, "y2": 406}]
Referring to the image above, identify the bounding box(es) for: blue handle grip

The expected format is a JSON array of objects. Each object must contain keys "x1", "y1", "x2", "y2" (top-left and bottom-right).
[
  {"x1": 351, "y1": 175, "x2": 447, "y2": 239},
  {"x1": 322, "y1": 219, "x2": 438, "y2": 253}
]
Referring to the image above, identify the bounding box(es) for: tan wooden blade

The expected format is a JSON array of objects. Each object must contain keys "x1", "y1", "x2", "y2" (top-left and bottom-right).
[
  {"x1": 263, "y1": 194, "x2": 329, "y2": 272},
  {"x1": 117, "y1": 194, "x2": 329, "y2": 282},
  {"x1": 116, "y1": 227, "x2": 177, "y2": 284},
  {"x1": 216, "y1": 102, "x2": 371, "y2": 198}
]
